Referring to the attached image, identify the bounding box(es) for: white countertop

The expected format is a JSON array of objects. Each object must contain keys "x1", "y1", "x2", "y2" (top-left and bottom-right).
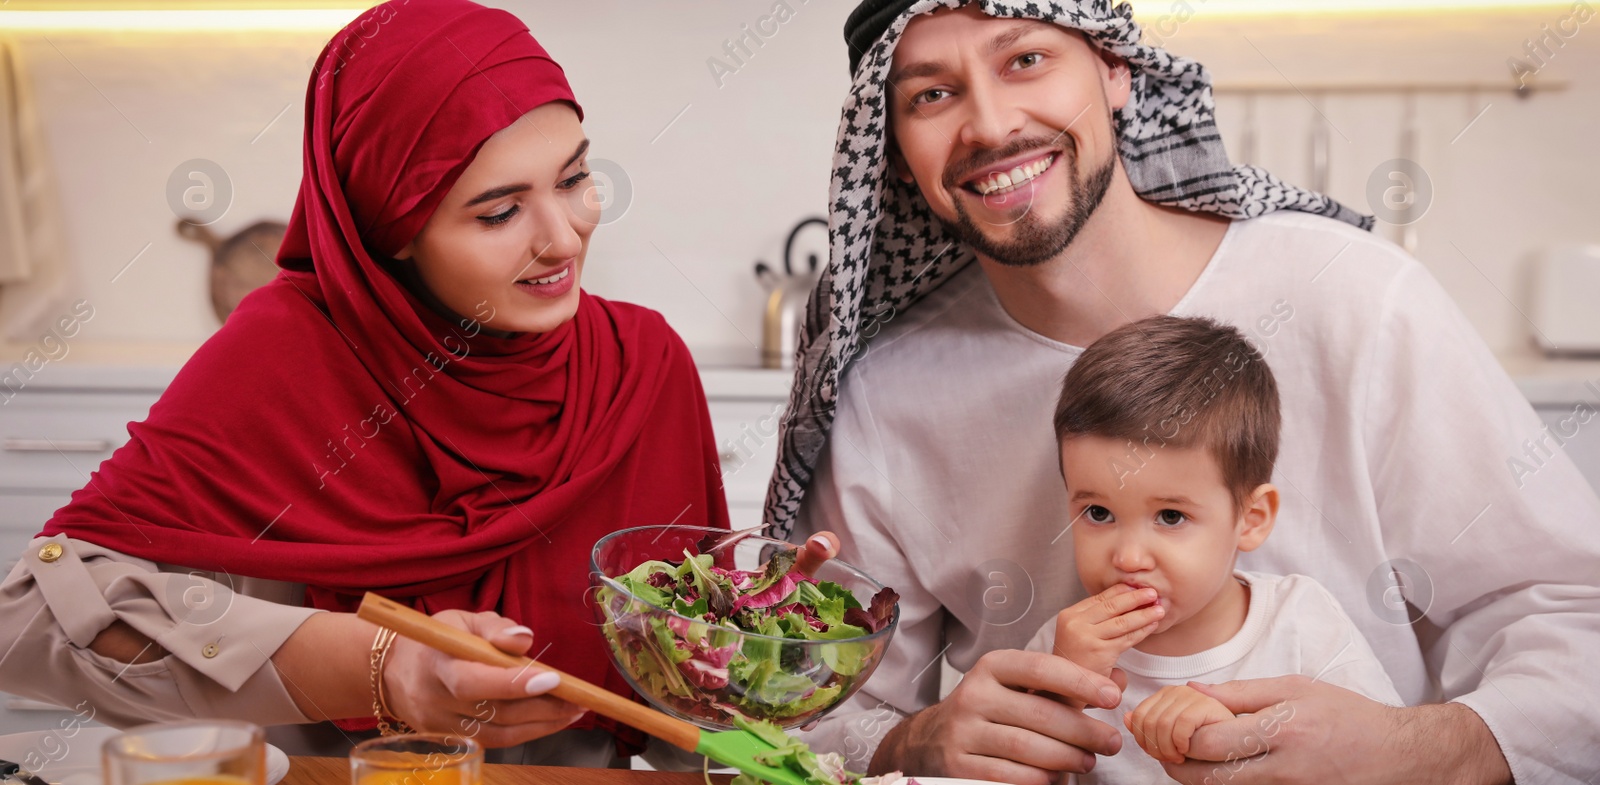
[
  {"x1": 1497, "y1": 350, "x2": 1600, "y2": 408},
  {"x1": 3, "y1": 342, "x2": 1596, "y2": 407},
  {"x1": 0, "y1": 342, "x2": 194, "y2": 391}
]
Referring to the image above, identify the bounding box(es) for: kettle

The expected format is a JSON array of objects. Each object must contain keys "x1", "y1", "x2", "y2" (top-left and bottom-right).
[{"x1": 756, "y1": 217, "x2": 827, "y2": 369}]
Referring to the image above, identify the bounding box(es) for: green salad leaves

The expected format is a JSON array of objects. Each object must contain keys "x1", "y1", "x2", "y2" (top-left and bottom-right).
[
  {"x1": 597, "y1": 545, "x2": 898, "y2": 726},
  {"x1": 727, "y1": 716, "x2": 916, "y2": 785}
]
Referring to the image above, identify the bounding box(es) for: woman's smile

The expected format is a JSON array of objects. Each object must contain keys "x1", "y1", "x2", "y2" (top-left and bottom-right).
[{"x1": 513, "y1": 263, "x2": 576, "y2": 299}]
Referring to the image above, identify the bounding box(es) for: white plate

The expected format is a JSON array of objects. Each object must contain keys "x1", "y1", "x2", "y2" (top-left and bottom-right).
[
  {"x1": 907, "y1": 779, "x2": 1014, "y2": 785},
  {"x1": 0, "y1": 727, "x2": 289, "y2": 785}
]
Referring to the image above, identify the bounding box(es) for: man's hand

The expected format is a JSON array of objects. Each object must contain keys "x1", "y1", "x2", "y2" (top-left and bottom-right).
[
  {"x1": 868, "y1": 649, "x2": 1125, "y2": 785},
  {"x1": 795, "y1": 531, "x2": 839, "y2": 578},
  {"x1": 1124, "y1": 685, "x2": 1233, "y2": 764},
  {"x1": 1161, "y1": 676, "x2": 1512, "y2": 785},
  {"x1": 1052, "y1": 584, "x2": 1166, "y2": 677}
]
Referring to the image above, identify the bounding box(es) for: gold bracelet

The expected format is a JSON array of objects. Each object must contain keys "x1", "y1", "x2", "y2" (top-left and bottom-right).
[{"x1": 370, "y1": 626, "x2": 413, "y2": 736}]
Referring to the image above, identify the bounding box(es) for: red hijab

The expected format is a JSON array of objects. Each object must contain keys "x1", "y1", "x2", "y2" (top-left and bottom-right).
[{"x1": 43, "y1": 0, "x2": 728, "y2": 753}]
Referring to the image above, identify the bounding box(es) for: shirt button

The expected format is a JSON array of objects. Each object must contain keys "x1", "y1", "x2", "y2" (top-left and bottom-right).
[
  {"x1": 202, "y1": 643, "x2": 220, "y2": 658},
  {"x1": 38, "y1": 543, "x2": 63, "y2": 563}
]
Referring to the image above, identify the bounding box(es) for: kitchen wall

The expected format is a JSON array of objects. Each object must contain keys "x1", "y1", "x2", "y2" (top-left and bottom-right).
[
  {"x1": 1183, "y1": 7, "x2": 1600, "y2": 362},
  {"x1": 6, "y1": 1, "x2": 1598, "y2": 358}
]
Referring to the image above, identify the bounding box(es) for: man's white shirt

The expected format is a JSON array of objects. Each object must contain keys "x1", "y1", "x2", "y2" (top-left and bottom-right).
[{"x1": 791, "y1": 212, "x2": 1600, "y2": 784}]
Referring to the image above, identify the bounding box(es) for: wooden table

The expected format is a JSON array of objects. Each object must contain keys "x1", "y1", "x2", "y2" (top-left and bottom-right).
[{"x1": 283, "y1": 756, "x2": 734, "y2": 785}]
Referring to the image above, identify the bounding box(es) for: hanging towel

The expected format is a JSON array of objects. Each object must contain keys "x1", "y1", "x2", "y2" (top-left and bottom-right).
[{"x1": 0, "y1": 36, "x2": 75, "y2": 344}]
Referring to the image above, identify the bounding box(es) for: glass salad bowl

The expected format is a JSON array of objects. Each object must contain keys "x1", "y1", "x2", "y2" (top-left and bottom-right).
[{"x1": 590, "y1": 525, "x2": 899, "y2": 731}]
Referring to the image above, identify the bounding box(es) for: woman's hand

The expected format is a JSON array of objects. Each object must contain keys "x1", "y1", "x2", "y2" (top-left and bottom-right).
[{"x1": 382, "y1": 610, "x2": 584, "y2": 748}]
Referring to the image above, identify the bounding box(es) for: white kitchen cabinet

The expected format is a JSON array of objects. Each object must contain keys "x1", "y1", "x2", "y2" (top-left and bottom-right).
[
  {"x1": 707, "y1": 398, "x2": 788, "y2": 530},
  {"x1": 1, "y1": 393, "x2": 155, "y2": 490}
]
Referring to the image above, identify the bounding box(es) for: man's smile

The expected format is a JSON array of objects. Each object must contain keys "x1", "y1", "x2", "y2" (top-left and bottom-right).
[{"x1": 960, "y1": 150, "x2": 1058, "y2": 196}]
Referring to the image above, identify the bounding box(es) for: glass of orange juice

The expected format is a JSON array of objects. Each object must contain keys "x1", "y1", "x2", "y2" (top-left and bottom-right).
[
  {"x1": 102, "y1": 721, "x2": 266, "y2": 785},
  {"x1": 349, "y1": 734, "x2": 482, "y2": 785}
]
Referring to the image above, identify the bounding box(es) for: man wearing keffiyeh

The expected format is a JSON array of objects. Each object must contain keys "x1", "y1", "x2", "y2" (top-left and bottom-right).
[{"x1": 768, "y1": 1, "x2": 1600, "y2": 784}]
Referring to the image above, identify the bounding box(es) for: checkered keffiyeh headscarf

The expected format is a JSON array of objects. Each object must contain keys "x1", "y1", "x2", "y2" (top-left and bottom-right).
[{"x1": 765, "y1": 0, "x2": 1373, "y2": 537}]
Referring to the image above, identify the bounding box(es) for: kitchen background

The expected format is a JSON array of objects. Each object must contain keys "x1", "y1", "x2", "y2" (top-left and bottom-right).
[
  {"x1": 0, "y1": 0, "x2": 1597, "y2": 730},
  {"x1": 2, "y1": 1, "x2": 1597, "y2": 357}
]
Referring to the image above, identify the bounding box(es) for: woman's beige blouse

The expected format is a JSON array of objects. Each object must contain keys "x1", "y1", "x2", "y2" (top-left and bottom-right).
[{"x1": 0, "y1": 533, "x2": 646, "y2": 769}]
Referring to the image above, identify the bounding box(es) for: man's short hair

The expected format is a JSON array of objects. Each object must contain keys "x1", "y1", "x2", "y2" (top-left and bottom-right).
[{"x1": 1053, "y1": 315, "x2": 1281, "y2": 511}]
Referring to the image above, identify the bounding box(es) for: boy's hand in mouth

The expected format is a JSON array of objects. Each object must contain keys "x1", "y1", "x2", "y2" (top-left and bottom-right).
[{"x1": 1051, "y1": 582, "x2": 1167, "y2": 680}]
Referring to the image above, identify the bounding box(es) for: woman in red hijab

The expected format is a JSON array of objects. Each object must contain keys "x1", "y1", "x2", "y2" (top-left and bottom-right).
[{"x1": 0, "y1": 0, "x2": 768, "y2": 767}]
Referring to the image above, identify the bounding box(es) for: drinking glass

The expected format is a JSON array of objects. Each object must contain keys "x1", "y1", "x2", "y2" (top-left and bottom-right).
[
  {"x1": 349, "y1": 734, "x2": 482, "y2": 785},
  {"x1": 102, "y1": 720, "x2": 265, "y2": 785}
]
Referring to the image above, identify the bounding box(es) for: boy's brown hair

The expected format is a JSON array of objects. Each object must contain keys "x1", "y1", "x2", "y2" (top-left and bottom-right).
[{"x1": 1053, "y1": 315, "x2": 1281, "y2": 512}]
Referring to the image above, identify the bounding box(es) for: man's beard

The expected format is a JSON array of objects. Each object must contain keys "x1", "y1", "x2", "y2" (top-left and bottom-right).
[{"x1": 938, "y1": 136, "x2": 1116, "y2": 268}]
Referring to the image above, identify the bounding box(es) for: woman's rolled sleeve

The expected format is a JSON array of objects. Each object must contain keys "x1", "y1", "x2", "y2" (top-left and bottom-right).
[{"x1": 0, "y1": 534, "x2": 321, "y2": 728}]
